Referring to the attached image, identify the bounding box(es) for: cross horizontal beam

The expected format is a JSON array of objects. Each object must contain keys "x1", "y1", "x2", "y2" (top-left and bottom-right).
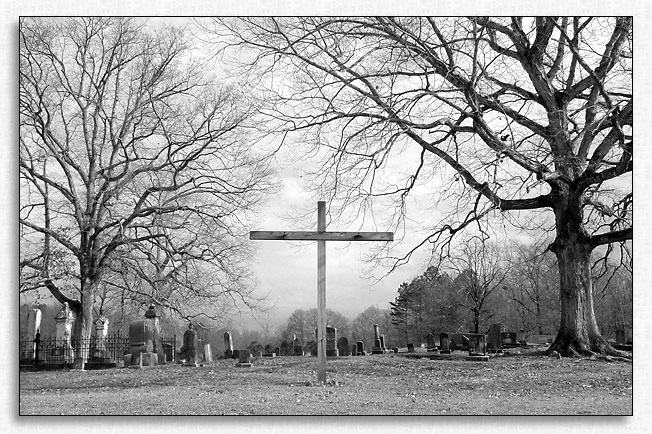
[{"x1": 250, "y1": 231, "x2": 394, "y2": 242}]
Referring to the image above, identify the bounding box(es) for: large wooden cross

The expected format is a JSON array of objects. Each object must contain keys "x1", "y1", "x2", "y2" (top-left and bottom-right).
[{"x1": 250, "y1": 201, "x2": 393, "y2": 384}]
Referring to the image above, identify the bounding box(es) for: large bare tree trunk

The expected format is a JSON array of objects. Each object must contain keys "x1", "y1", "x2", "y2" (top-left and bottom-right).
[
  {"x1": 548, "y1": 188, "x2": 627, "y2": 358},
  {"x1": 71, "y1": 277, "x2": 96, "y2": 370}
]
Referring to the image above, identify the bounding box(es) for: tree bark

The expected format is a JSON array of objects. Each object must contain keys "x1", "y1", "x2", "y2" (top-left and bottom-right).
[
  {"x1": 548, "y1": 186, "x2": 628, "y2": 358},
  {"x1": 71, "y1": 276, "x2": 97, "y2": 369}
]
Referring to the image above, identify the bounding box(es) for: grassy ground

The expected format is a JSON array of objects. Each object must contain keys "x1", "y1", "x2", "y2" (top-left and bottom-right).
[{"x1": 19, "y1": 350, "x2": 632, "y2": 415}]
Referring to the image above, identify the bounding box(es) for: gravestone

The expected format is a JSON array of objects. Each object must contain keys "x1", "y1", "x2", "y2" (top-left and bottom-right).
[
  {"x1": 372, "y1": 324, "x2": 386, "y2": 354},
  {"x1": 292, "y1": 336, "x2": 303, "y2": 356},
  {"x1": 439, "y1": 333, "x2": 450, "y2": 354},
  {"x1": 516, "y1": 328, "x2": 527, "y2": 345},
  {"x1": 53, "y1": 302, "x2": 75, "y2": 364},
  {"x1": 426, "y1": 333, "x2": 436, "y2": 351},
  {"x1": 179, "y1": 323, "x2": 198, "y2": 366},
  {"x1": 351, "y1": 344, "x2": 357, "y2": 356},
  {"x1": 380, "y1": 335, "x2": 386, "y2": 350},
  {"x1": 293, "y1": 344, "x2": 304, "y2": 356},
  {"x1": 356, "y1": 341, "x2": 365, "y2": 356},
  {"x1": 337, "y1": 337, "x2": 350, "y2": 356},
  {"x1": 487, "y1": 324, "x2": 503, "y2": 353},
  {"x1": 326, "y1": 327, "x2": 339, "y2": 357},
  {"x1": 126, "y1": 304, "x2": 163, "y2": 367},
  {"x1": 235, "y1": 349, "x2": 252, "y2": 368},
  {"x1": 224, "y1": 332, "x2": 234, "y2": 358},
  {"x1": 615, "y1": 328, "x2": 626, "y2": 345},
  {"x1": 92, "y1": 312, "x2": 110, "y2": 361},
  {"x1": 407, "y1": 343, "x2": 415, "y2": 353},
  {"x1": 203, "y1": 344, "x2": 213, "y2": 363},
  {"x1": 501, "y1": 331, "x2": 517, "y2": 345},
  {"x1": 23, "y1": 307, "x2": 42, "y2": 362},
  {"x1": 315, "y1": 327, "x2": 339, "y2": 357},
  {"x1": 464, "y1": 333, "x2": 489, "y2": 362}
]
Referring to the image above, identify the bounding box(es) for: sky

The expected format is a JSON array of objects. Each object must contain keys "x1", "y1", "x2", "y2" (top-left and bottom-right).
[{"x1": 241, "y1": 153, "x2": 430, "y2": 330}]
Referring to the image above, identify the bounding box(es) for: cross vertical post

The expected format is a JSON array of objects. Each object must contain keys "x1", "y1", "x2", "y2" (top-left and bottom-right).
[
  {"x1": 250, "y1": 201, "x2": 393, "y2": 385},
  {"x1": 316, "y1": 201, "x2": 327, "y2": 383}
]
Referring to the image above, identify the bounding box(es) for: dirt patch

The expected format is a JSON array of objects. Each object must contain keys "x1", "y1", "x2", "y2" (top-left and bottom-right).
[{"x1": 19, "y1": 351, "x2": 632, "y2": 415}]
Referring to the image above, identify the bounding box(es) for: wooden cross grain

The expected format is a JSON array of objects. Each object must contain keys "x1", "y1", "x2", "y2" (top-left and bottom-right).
[{"x1": 250, "y1": 201, "x2": 393, "y2": 384}]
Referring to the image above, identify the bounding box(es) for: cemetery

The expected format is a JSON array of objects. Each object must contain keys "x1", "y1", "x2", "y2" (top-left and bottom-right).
[
  {"x1": 19, "y1": 17, "x2": 635, "y2": 418},
  {"x1": 19, "y1": 305, "x2": 632, "y2": 415}
]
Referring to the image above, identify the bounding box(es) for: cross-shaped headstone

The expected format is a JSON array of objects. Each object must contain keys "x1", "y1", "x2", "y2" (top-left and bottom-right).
[{"x1": 250, "y1": 201, "x2": 393, "y2": 384}]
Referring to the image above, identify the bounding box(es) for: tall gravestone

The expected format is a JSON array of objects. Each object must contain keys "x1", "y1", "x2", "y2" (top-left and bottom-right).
[
  {"x1": 92, "y1": 312, "x2": 110, "y2": 361},
  {"x1": 24, "y1": 307, "x2": 42, "y2": 362},
  {"x1": 615, "y1": 328, "x2": 626, "y2": 345},
  {"x1": 180, "y1": 323, "x2": 199, "y2": 366},
  {"x1": 293, "y1": 336, "x2": 303, "y2": 356},
  {"x1": 426, "y1": 333, "x2": 436, "y2": 350},
  {"x1": 224, "y1": 331, "x2": 234, "y2": 358},
  {"x1": 337, "y1": 337, "x2": 350, "y2": 356},
  {"x1": 54, "y1": 302, "x2": 75, "y2": 364},
  {"x1": 326, "y1": 327, "x2": 338, "y2": 357},
  {"x1": 356, "y1": 341, "x2": 365, "y2": 356},
  {"x1": 487, "y1": 324, "x2": 503, "y2": 353},
  {"x1": 372, "y1": 324, "x2": 385, "y2": 354},
  {"x1": 439, "y1": 333, "x2": 450, "y2": 353},
  {"x1": 203, "y1": 344, "x2": 213, "y2": 363}
]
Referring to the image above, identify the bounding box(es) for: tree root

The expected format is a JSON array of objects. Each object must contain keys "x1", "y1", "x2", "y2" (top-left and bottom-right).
[{"x1": 545, "y1": 339, "x2": 632, "y2": 361}]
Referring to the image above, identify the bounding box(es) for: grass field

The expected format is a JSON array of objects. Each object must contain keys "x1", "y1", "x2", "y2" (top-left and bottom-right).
[{"x1": 19, "y1": 350, "x2": 633, "y2": 415}]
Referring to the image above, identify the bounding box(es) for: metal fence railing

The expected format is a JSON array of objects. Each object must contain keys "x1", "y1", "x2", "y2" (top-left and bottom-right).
[{"x1": 19, "y1": 333, "x2": 177, "y2": 368}]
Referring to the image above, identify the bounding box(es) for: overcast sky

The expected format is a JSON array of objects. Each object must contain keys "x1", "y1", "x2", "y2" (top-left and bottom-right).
[{"x1": 242, "y1": 156, "x2": 430, "y2": 330}]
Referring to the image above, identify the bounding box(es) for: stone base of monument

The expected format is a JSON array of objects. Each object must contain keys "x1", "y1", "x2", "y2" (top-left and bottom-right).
[
  {"x1": 126, "y1": 352, "x2": 158, "y2": 368},
  {"x1": 465, "y1": 354, "x2": 489, "y2": 362},
  {"x1": 235, "y1": 362, "x2": 253, "y2": 368}
]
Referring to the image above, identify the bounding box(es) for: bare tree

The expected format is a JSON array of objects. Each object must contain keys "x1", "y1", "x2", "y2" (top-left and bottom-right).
[
  {"x1": 447, "y1": 238, "x2": 509, "y2": 333},
  {"x1": 19, "y1": 17, "x2": 276, "y2": 368},
  {"x1": 208, "y1": 17, "x2": 632, "y2": 358},
  {"x1": 505, "y1": 241, "x2": 560, "y2": 334}
]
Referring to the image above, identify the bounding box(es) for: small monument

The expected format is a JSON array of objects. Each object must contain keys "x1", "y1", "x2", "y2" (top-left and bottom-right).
[
  {"x1": 326, "y1": 327, "x2": 339, "y2": 357},
  {"x1": 487, "y1": 324, "x2": 503, "y2": 353},
  {"x1": 371, "y1": 324, "x2": 387, "y2": 354},
  {"x1": 92, "y1": 311, "x2": 110, "y2": 361},
  {"x1": 54, "y1": 302, "x2": 75, "y2": 364},
  {"x1": 203, "y1": 343, "x2": 213, "y2": 363},
  {"x1": 224, "y1": 332, "x2": 234, "y2": 359},
  {"x1": 293, "y1": 336, "x2": 303, "y2": 356},
  {"x1": 426, "y1": 333, "x2": 437, "y2": 351},
  {"x1": 464, "y1": 333, "x2": 489, "y2": 362},
  {"x1": 337, "y1": 337, "x2": 350, "y2": 356},
  {"x1": 235, "y1": 349, "x2": 252, "y2": 368},
  {"x1": 615, "y1": 328, "x2": 626, "y2": 346},
  {"x1": 356, "y1": 340, "x2": 365, "y2": 356},
  {"x1": 439, "y1": 333, "x2": 450, "y2": 354},
  {"x1": 180, "y1": 323, "x2": 199, "y2": 366},
  {"x1": 23, "y1": 306, "x2": 42, "y2": 362},
  {"x1": 126, "y1": 304, "x2": 163, "y2": 367}
]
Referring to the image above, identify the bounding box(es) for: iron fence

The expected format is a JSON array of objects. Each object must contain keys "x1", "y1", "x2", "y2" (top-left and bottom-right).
[{"x1": 19, "y1": 333, "x2": 177, "y2": 368}]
